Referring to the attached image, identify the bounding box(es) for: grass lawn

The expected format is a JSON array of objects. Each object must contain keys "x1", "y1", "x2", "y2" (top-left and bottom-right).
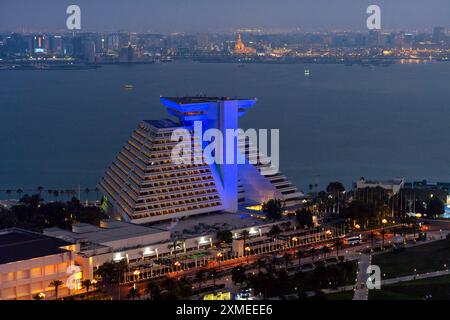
[
  {"x1": 326, "y1": 291, "x2": 354, "y2": 300},
  {"x1": 369, "y1": 275, "x2": 450, "y2": 300},
  {"x1": 372, "y1": 239, "x2": 450, "y2": 279}
]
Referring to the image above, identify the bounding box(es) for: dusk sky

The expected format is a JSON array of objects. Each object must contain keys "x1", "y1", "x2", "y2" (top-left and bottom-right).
[{"x1": 1, "y1": 0, "x2": 449, "y2": 33}]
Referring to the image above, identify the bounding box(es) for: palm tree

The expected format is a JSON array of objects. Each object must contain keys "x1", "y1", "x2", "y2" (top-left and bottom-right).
[
  {"x1": 381, "y1": 229, "x2": 387, "y2": 248},
  {"x1": 16, "y1": 188, "x2": 23, "y2": 200},
  {"x1": 283, "y1": 253, "x2": 291, "y2": 269},
  {"x1": 240, "y1": 229, "x2": 250, "y2": 247},
  {"x1": 5, "y1": 189, "x2": 12, "y2": 201},
  {"x1": 146, "y1": 281, "x2": 160, "y2": 300},
  {"x1": 47, "y1": 189, "x2": 53, "y2": 201},
  {"x1": 262, "y1": 199, "x2": 284, "y2": 220},
  {"x1": 49, "y1": 280, "x2": 64, "y2": 299},
  {"x1": 37, "y1": 186, "x2": 44, "y2": 196},
  {"x1": 84, "y1": 188, "x2": 91, "y2": 205},
  {"x1": 310, "y1": 248, "x2": 318, "y2": 263},
  {"x1": 322, "y1": 246, "x2": 331, "y2": 259},
  {"x1": 94, "y1": 187, "x2": 100, "y2": 204},
  {"x1": 127, "y1": 286, "x2": 140, "y2": 300},
  {"x1": 195, "y1": 269, "x2": 206, "y2": 292},
  {"x1": 257, "y1": 258, "x2": 265, "y2": 274},
  {"x1": 53, "y1": 190, "x2": 59, "y2": 201},
  {"x1": 82, "y1": 279, "x2": 92, "y2": 298}
]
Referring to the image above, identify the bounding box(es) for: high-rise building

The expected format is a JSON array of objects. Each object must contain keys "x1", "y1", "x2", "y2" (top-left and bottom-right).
[
  {"x1": 433, "y1": 26, "x2": 446, "y2": 44},
  {"x1": 99, "y1": 97, "x2": 303, "y2": 224}
]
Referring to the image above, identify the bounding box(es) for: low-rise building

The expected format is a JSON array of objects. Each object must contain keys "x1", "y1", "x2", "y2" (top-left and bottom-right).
[{"x1": 0, "y1": 228, "x2": 80, "y2": 300}]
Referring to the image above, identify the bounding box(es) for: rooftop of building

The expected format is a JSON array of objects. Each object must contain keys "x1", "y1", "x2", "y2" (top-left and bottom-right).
[
  {"x1": 0, "y1": 228, "x2": 73, "y2": 265},
  {"x1": 44, "y1": 220, "x2": 168, "y2": 245},
  {"x1": 357, "y1": 177, "x2": 404, "y2": 185},
  {"x1": 161, "y1": 96, "x2": 255, "y2": 105}
]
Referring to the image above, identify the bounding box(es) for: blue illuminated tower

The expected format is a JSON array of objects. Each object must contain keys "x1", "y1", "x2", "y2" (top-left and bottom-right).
[{"x1": 161, "y1": 96, "x2": 257, "y2": 213}]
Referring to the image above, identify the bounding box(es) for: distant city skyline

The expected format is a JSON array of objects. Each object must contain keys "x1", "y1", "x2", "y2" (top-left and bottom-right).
[{"x1": 1, "y1": 0, "x2": 450, "y2": 33}]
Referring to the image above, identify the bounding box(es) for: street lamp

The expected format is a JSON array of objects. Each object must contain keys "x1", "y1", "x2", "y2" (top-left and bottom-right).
[
  {"x1": 381, "y1": 219, "x2": 388, "y2": 249},
  {"x1": 174, "y1": 261, "x2": 181, "y2": 280},
  {"x1": 216, "y1": 252, "x2": 223, "y2": 268},
  {"x1": 292, "y1": 237, "x2": 298, "y2": 247},
  {"x1": 245, "y1": 246, "x2": 251, "y2": 264}
]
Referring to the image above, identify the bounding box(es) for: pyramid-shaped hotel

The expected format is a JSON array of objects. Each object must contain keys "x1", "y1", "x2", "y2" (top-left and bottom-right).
[{"x1": 99, "y1": 97, "x2": 304, "y2": 224}]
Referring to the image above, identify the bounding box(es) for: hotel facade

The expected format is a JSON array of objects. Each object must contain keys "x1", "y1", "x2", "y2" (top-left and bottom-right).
[{"x1": 99, "y1": 97, "x2": 304, "y2": 224}]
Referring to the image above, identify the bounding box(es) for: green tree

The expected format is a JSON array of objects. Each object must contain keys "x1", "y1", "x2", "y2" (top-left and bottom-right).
[
  {"x1": 326, "y1": 182, "x2": 345, "y2": 194},
  {"x1": 231, "y1": 266, "x2": 246, "y2": 285},
  {"x1": 216, "y1": 230, "x2": 233, "y2": 244},
  {"x1": 296, "y1": 208, "x2": 314, "y2": 228},
  {"x1": 268, "y1": 225, "x2": 282, "y2": 237},
  {"x1": 127, "y1": 287, "x2": 140, "y2": 300},
  {"x1": 426, "y1": 197, "x2": 444, "y2": 217},
  {"x1": 321, "y1": 246, "x2": 331, "y2": 259}
]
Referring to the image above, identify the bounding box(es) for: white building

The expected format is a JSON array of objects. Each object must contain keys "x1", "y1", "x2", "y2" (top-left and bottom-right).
[
  {"x1": 355, "y1": 177, "x2": 404, "y2": 195},
  {"x1": 0, "y1": 228, "x2": 80, "y2": 300}
]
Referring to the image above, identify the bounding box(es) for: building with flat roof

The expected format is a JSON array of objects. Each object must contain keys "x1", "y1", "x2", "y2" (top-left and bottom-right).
[
  {"x1": 0, "y1": 228, "x2": 79, "y2": 300},
  {"x1": 99, "y1": 96, "x2": 304, "y2": 224}
]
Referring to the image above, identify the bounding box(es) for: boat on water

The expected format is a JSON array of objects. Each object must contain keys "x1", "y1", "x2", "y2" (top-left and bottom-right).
[
  {"x1": 304, "y1": 69, "x2": 310, "y2": 76},
  {"x1": 160, "y1": 56, "x2": 172, "y2": 63},
  {"x1": 124, "y1": 84, "x2": 134, "y2": 90}
]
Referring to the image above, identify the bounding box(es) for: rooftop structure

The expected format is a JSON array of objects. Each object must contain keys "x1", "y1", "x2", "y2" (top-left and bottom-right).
[{"x1": 0, "y1": 228, "x2": 73, "y2": 265}]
